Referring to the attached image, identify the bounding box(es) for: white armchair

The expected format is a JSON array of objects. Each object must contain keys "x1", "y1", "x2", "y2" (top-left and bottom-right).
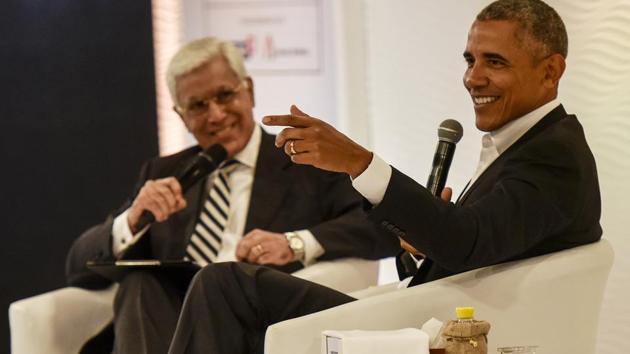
[
  {"x1": 265, "y1": 240, "x2": 614, "y2": 354},
  {"x1": 8, "y1": 258, "x2": 378, "y2": 354},
  {"x1": 291, "y1": 257, "x2": 379, "y2": 293},
  {"x1": 9, "y1": 286, "x2": 118, "y2": 354}
]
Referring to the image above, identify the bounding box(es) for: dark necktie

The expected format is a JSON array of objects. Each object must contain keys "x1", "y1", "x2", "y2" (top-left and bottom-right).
[{"x1": 185, "y1": 160, "x2": 239, "y2": 266}]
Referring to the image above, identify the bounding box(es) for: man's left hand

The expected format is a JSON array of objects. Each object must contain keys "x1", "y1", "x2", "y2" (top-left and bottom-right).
[
  {"x1": 263, "y1": 105, "x2": 372, "y2": 178},
  {"x1": 236, "y1": 229, "x2": 295, "y2": 265}
]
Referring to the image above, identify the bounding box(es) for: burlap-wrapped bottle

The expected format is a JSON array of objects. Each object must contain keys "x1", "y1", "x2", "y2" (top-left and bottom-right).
[{"x1": 434, "y1": 307, "x2": 491, "y2": 354}]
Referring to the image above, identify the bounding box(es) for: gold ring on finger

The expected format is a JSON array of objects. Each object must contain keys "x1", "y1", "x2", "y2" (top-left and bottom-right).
[{"x1": 289, "y1": 140, "x2": 297, "y2": 155}]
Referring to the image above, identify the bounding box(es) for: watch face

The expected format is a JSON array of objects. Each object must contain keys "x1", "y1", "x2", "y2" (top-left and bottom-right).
[{"x1": 289, "y1": 237, "x2": 304, "y2": 250}]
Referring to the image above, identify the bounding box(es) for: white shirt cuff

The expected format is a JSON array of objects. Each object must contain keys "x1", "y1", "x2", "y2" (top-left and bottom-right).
[
  {"x1": 294, "y1": 229, "x2": 324, "y2": 266},
  {"x1": 351, "y1": 153, "x2": 392, "y2": 206},
  {"x1": 112, "y1": 209, "x2": 149, "y2": 256}
]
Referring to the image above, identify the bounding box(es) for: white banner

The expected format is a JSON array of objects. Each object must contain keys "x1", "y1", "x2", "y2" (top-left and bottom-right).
[{"x1": 202, "y1": 0, "x2": 321, "y2": 73}]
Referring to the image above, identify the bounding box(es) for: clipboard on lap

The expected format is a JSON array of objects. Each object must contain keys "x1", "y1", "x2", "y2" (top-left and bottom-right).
[{"x1": 86, "y1": 259, "x2": 201, "y2": 283}]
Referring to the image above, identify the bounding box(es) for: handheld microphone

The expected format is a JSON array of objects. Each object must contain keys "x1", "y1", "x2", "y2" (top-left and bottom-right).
[
  {"x1": 133, "y1": 144, "x2": 228, "y2": 231},
  {"x1": 398, "y1": 119, "x2": 464, "y2": 271},
  {"x1": 426, "y1": 119, "x2": 463, "y2": 197}
]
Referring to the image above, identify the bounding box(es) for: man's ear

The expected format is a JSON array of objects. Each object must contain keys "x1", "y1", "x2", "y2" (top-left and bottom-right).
[
  {"x1": 246, "y1": 77, "x2": 255, "y2": 107},
  {"x1": 543, "y1": 53, "x2": 566, "y2": 89}
]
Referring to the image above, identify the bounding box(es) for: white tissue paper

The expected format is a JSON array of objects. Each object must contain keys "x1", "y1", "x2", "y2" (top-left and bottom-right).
[
  {"x1": 321, "y1": 328, "x2": 429, "y2": 354},
  {"x1": 421, "y1": 317, "x2": 445, "y2": 348}
]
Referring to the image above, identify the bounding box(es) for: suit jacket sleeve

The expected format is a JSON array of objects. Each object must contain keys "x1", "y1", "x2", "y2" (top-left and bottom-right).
[
  {"x1": 65, "y1": 160, "x2": 154, "y2": 288},
  {"x1": 368, "y1": 117, "x2": 601, "y2": 275}
]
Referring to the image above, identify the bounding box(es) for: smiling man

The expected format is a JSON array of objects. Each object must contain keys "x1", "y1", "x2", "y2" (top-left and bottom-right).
[
  {"x1": 65, "y1": 37, "x2": 398, "y2": 353},
  {"x1": 266, "y1": 1, "x2": 602, "y2": 288},
  {"x1": 163, "y1": 1, "x2": 602, "y2": 353},
  {"x1": 463, "y1": 19, "x2": 566, "y2": 133}
]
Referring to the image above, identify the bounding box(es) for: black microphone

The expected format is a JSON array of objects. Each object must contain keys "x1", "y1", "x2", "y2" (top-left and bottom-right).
[
  {"x1": 398, "y1": 119, "x2": 464, "y2": 270},
  {"x1": 398, "y1": 120, "x2": 463, "y2": 271},
  {"x1": 133, "y1": 144, "x2": 228, "y2": 231},
  {"x1": 426, "y1": 119, "x2": 463, "y2": 197}
]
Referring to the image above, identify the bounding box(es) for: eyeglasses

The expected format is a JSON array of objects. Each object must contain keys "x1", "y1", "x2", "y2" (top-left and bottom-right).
[{"x1": 174, "y1": 81, "x2": 248, "y2": 117}]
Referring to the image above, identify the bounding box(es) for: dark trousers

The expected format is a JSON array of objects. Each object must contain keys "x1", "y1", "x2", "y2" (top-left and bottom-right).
[
  {"x1": 168, "y1": 262, "x2": 356, "y2": 354},
  {"x1": 112, "y1": 271, "x2": 189, "y2": 354}
]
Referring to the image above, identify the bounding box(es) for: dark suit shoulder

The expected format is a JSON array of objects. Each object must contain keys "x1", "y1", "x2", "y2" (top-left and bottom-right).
[
  {"x1": 505, "y1": 106, "x2": 584, "y2": 154},
  {"x1": 502, "y1": 114, "x2": 594, "y2": 176}
]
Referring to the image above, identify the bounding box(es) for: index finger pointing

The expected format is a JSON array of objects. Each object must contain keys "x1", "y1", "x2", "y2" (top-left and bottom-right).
[{"x1": 262, "y1": 114, "x2": 312, "y2": 128}]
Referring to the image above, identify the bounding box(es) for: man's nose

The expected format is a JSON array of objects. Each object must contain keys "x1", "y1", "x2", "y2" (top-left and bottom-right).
[
  {"x1": 206, "y1": 101, "x2": 227, "y2": 122},
  {"x1": 464, "y1": 64, "x2": 488, "y2": 89}
]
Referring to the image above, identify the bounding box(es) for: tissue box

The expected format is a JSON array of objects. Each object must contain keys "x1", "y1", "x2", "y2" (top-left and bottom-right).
[{"x1": 322, "y1": 328, "x2": 429, "y2": 354}]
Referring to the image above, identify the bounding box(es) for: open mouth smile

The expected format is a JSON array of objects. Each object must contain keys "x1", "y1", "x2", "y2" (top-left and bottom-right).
[{"x1": 473, "y1": 96, "x2": 500, "y2": 105}]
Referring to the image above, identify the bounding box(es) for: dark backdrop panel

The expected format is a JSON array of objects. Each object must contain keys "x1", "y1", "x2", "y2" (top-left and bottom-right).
[{"x1": 0, "y1": 1, "x2": 158, "y2": 351}]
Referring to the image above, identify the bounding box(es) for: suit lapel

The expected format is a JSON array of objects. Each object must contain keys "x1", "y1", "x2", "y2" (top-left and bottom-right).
[
  {"x1": 455, "y1": 180, "x2": 471, "y2": 205},
  {"x1": 244, "y1": 130, "x2": 293, "y2": 232},
  {"x1": 176, "y1": 178, "x2": 206, "y2": 245},
  {"x1": 457, "y1": 105, "x2": 567, "y2": 206}
]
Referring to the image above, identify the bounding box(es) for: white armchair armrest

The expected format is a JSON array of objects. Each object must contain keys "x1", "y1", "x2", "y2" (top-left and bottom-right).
[
  {"x1": 9, "y1": 285, "x2": 118, "y2": 354},
  {"x1": 292, "y1": 258, "x2": 379, "y2": 294},
  {"x1": 265, "y1": 240, "x2": 614, "y2": 354}
]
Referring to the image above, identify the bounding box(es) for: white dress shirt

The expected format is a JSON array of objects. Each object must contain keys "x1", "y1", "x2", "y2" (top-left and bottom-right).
[
  {"x1": 112, "y1": 125, "x2": 323, "y2": 264},
  {"x1": 352, "y1": 99, "x2": 561, "y2": 288},
  {"x1": 467, "y1": 98, "x2": 560, "y2": 188}
]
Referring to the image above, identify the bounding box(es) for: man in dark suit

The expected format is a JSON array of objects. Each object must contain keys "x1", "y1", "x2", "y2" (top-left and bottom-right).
[
  {"x1": 65, "y1": 37, "x2": 399, "y2": 353},
  {"x1": 165, "y1": 1, "x2": 602, "y2": 353}
]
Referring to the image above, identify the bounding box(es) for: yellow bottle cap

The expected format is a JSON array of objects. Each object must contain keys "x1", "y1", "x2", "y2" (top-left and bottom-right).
[{"x1": 455, "y1": 306, "x2": 475, "y2": 319}]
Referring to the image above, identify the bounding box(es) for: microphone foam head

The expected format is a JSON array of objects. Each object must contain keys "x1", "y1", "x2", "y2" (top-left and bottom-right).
[
  {"x1": 203, "y1": 144, "x2": 228, "y2": 164},
  {"x1": 438, "y1": 119, "x2": 464, "y2": 144}
]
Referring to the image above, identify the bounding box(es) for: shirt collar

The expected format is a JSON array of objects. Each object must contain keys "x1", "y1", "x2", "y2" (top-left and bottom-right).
[
  {"x1": 232, "y1": 124, "x2": 261, "y2": 169},
  {"x1": 489, "y1": 98, "x2": 560, "y2": 155}
]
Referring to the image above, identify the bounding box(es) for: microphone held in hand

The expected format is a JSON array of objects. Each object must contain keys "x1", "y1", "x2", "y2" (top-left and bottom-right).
[
  {"x1": 399, "y1": 120, "x2": 463, "y2": 268},
  {"x1": 133, "y1": 144, "x2": 228, "y2": 231},
  {"x1": 176, "y1": 144, "x2": 228, "y2": 191},
  {"x1": 426, "y1": 119, "x2": 463, "y2": 197}
]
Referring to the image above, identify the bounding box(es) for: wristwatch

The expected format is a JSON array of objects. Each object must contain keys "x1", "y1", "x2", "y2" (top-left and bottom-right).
[{"x1": 285, "y1": 232, "x2": 305, "y2": 262}]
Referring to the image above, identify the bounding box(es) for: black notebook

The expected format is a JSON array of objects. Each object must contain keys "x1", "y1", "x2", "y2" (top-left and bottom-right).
[{"x1": 86, "y1": 259, "x2": 201, "y2": 283}]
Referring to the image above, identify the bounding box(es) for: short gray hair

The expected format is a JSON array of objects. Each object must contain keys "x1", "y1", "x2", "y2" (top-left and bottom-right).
[
  {"x1": 477, "y1": 0, "x2": 568, "y2": 59},
  {"x1": 166, "y1": 37, "x2": 248, "y2": 103}
]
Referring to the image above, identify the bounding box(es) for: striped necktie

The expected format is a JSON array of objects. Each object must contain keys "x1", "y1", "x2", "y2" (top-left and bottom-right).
[{"x1": 185, "y1": 160, "x2": 239, "y2": 266}]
